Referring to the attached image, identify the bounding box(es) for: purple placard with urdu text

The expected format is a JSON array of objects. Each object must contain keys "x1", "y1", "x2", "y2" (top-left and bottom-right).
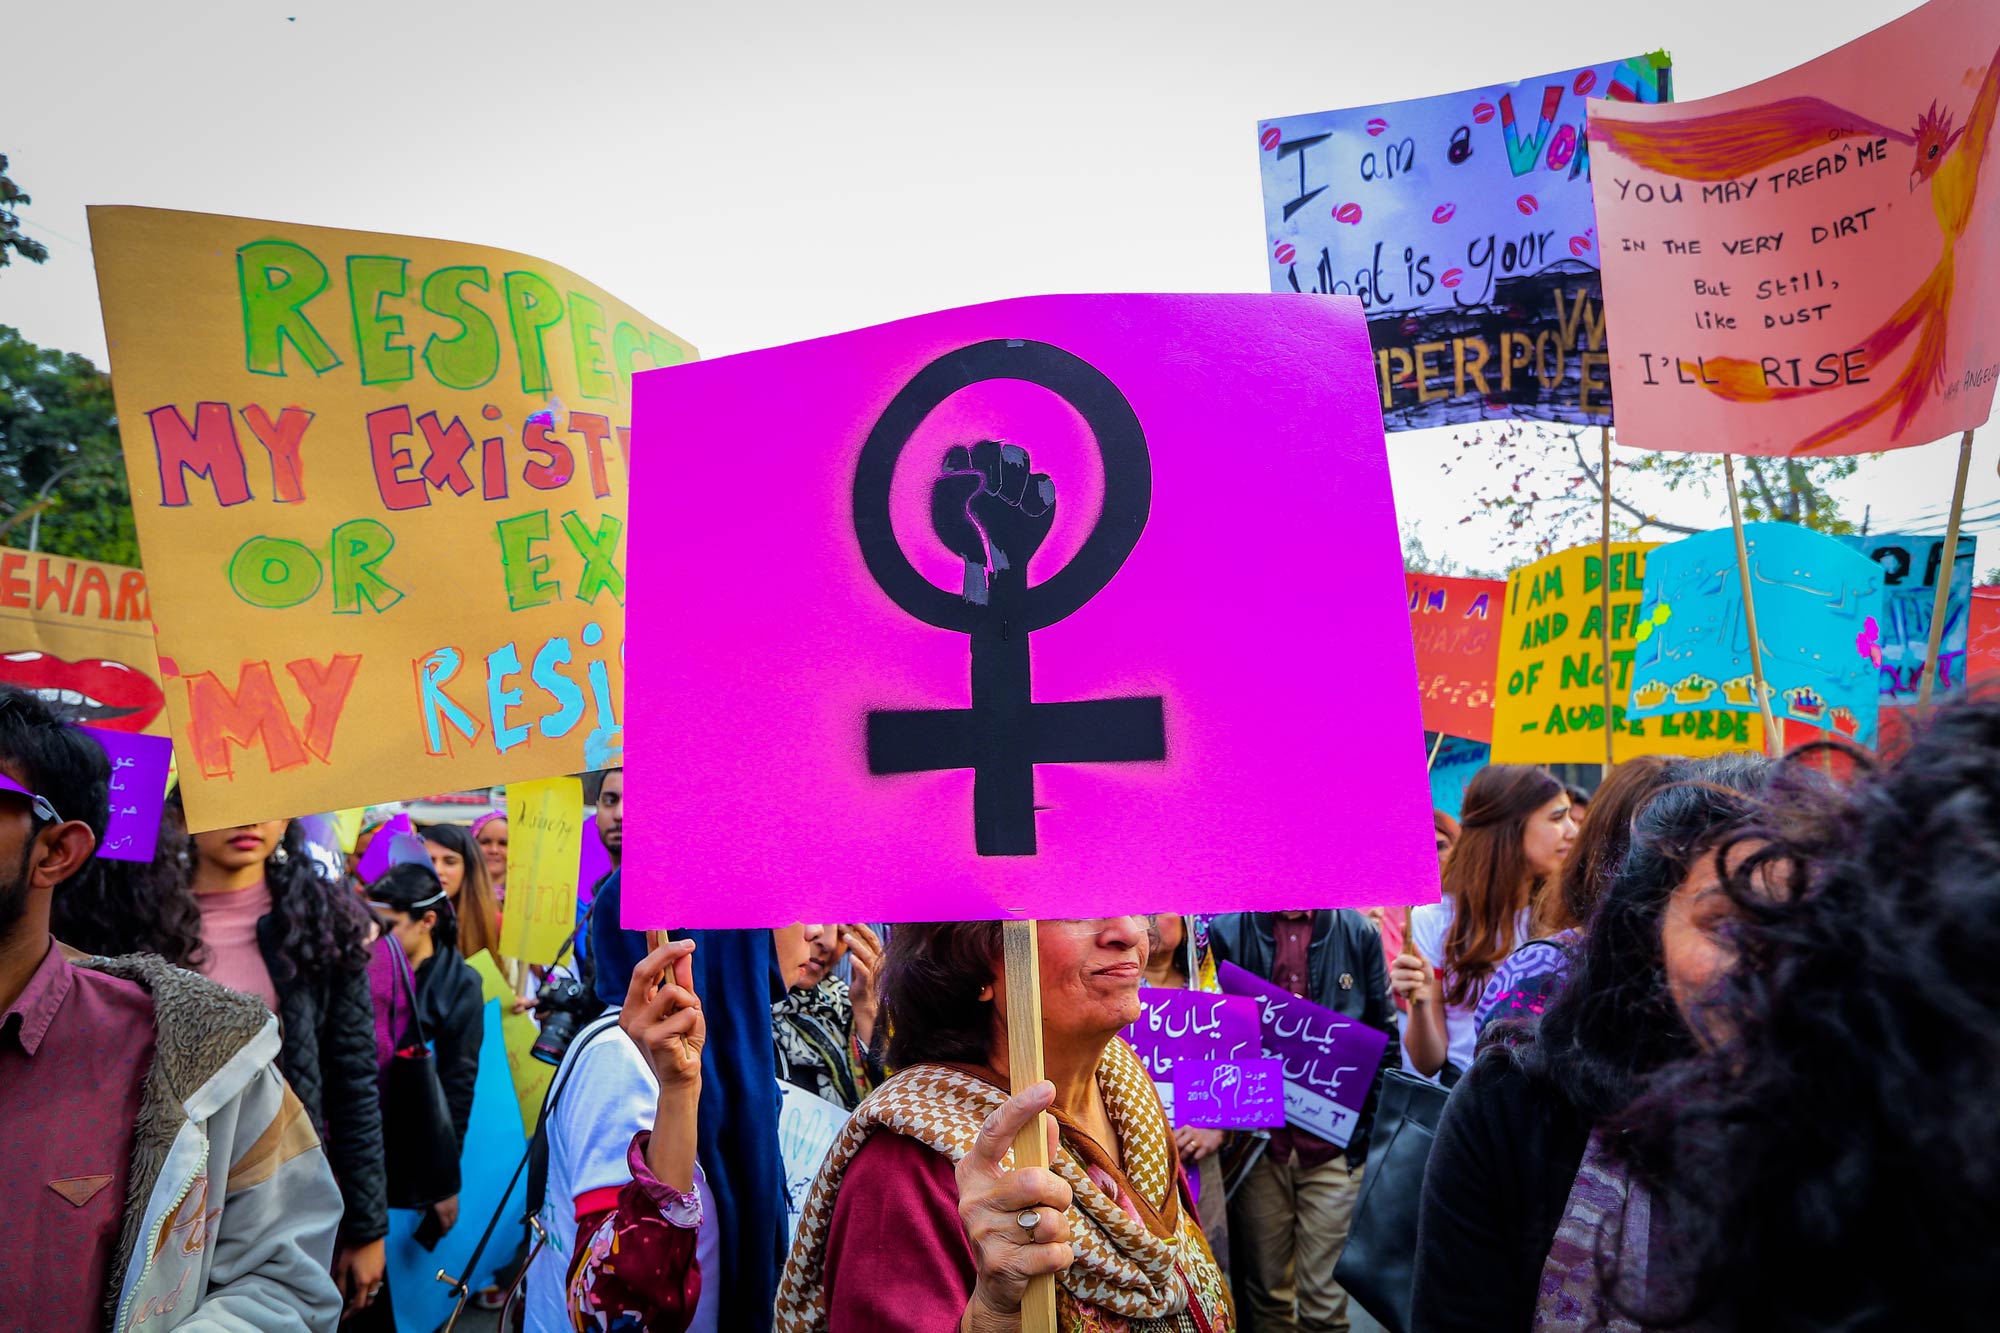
[
  {"x1": 1120, "y1": 987, "x2": 1263, "y2": 1123},
  {"x1": 83, "y1": 726, "x2": 171, "y2": 863},
  {"x1": 1122, "y1": 988, "x2": 1262, "y2": 1072},
  {"x1": 1217, "y1": 960, "x2": 1391, "y2": 1148},
  {"x1": 1173, "y1": 1058, "x2": 1287, "y2": 1129}
]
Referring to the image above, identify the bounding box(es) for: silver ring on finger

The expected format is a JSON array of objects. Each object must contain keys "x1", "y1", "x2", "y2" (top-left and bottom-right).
[{"x1": 1017, "y1": 1209, "x2": 1041, "y2": 1231}]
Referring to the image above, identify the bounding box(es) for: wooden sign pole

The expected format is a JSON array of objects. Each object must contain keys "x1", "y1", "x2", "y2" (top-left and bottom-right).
[
  {"x1": 1001, "y1": 919, "x2": 1059, "y2": 1333},
  {"x1": 1915, "y1": 429, "x2": 1977, "y2": 719},
  {"x1": 1599, "y1": 426, "x2": 1617, "y2": 767},
  {"x1": 1722, "y1": 455, "x2": 1784, "y2": 757}
]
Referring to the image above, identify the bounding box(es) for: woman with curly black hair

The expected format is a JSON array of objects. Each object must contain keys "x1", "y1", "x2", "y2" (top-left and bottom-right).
[
  {"x1": 1411, "y1": 753, "x2": 1774, "y2": 1332},
  {"x1": 1605, "y1": 705, "x2": 2000, "y2": 1330},
  {"x1": 183, "y1": 812, "x2": 389, "y2": 1319}
]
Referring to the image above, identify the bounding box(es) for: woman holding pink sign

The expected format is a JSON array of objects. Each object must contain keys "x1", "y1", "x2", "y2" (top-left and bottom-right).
[
  {"x1": 182, "y1": 807, "x2": 391, "y2": 1319},
  {"x1": 775, "y1": 917, "x2": 1232, "y2": 1333}
]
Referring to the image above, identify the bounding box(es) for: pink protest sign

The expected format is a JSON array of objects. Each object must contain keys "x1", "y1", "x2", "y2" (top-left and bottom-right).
[
  {"x1": 1589, "y1": 0, "x2": 2000, "y2": 455},
  {"x1": 624, "y1": 294, "x2": 1437, "y2": 928}
]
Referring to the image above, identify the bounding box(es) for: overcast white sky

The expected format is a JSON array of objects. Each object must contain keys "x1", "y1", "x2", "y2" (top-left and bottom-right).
[{"x1": 6, "y1": 0, "x2": 1993, "y2": 566}]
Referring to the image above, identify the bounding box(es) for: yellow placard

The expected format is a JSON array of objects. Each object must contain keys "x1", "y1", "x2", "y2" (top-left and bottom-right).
[
  {"x1": 331, "y1": 807, "x2": 366, "y2": 854},
  {"x1": 500, "y1": 776, "x2": 585, "y2": 966},
  {"x1": 468, "y1": 948, "x2": 555, "y2": 1138},
  {"x1": 89, "y1": 207, "x2": 693, "y2": 831},
  {"x1": 0, "y1": 545, "x2": 168, "y2": 736},
  {"x1": 1490, "y1": 541, "x2": 1762, "y2": 763}
]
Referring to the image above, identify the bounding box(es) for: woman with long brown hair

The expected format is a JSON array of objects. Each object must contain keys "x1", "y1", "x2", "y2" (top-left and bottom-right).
[
  {"x1": 422, "y1": 822, "x2": 501, "y2": 962},
  {"x1": 1391, "y1": 765, "x2": 1576, "y2": 1080},
  {"x1": 1474, "y1": 755, "x2": 1675, "y2": 1037}
]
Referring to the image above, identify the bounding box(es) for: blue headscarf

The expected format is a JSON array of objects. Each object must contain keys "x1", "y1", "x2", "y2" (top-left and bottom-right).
[{"x1": 589, "y1": 871, "x2": 786, "y2": 1332}]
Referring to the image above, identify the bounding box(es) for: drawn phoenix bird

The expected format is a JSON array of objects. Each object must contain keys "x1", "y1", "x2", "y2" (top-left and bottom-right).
[{"x1": 1593, "y1": 40, "x2": 2000, "y2": 455}]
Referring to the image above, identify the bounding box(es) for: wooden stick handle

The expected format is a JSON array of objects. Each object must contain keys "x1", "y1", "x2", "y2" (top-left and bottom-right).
[
  {"x1": 1001, "y1": 919, "x2": 1058, "y2": 1333},
  {"x1": 1916, "y1": 429, "x2": 1976, "y2": 719},
  {"x1": 1600, "y1": 425, "x2": 1617, "y2": 767},
  {"x1": 1722, "y1": 455, "x2": 1784, "y2": 757}
]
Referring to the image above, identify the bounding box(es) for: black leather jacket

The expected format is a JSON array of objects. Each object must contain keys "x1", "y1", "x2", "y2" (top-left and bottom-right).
[
  {"x1": 1207, "y1": 910, "x2": 1398, "y2": 1166},
  {"x1": 258, "y1": 914, "x2": 388, "y2": 1244}
]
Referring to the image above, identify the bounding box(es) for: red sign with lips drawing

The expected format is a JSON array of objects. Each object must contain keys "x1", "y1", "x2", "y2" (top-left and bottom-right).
[
  {"x1": 1407, "y1": 572, "x2": 1505, "y2": 743},
  {"x1": 0, "y1": 546, "x2": 166, "y2": 734}
]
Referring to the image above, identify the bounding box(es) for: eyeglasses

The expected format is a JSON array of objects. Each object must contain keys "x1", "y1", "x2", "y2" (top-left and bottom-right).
[
  {"x1": 1047, "y1": 916, "x2": 1153, "y2": 936},
  {"x1": 0, "y1": 773, "x2": 59, "y2": 826}
]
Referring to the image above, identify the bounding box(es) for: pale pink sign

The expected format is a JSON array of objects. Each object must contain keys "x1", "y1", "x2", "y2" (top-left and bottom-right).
[
  {"x1": 1589, "y1": 0, "x2": 2000, "y2": 455},
  {"x1": 623, "y1": 294, "x2": 1437, "y2": 928}
]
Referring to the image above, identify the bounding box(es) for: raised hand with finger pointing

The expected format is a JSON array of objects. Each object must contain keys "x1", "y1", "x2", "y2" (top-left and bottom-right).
[{"x1": 619, "y1": 937, "x2": 705, "y2": 1195}]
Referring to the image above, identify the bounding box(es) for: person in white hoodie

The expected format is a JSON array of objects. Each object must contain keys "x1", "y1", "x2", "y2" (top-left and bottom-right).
[{"x1": 0, "y1": 685, "x2": 343, "y2": 1331}]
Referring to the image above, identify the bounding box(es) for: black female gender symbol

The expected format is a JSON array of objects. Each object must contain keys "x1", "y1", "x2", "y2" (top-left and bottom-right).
[{"x1": 852, "y1": 339, "x2": 1166, "y2": 856}]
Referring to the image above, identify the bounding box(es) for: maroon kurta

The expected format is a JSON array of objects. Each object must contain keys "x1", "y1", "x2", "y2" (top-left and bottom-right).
[
  {"x1": 825, "y1": 1132, "x2": 974, "y2": 1331},
  {"x1": 823, "y1": 1127, "x2": 1211, "y2": 1331}
]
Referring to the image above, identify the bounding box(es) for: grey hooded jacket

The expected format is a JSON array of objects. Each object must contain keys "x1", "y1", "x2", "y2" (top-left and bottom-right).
[{"x1": 82, "y1": 952, "x2": 344, "y2": 1332}]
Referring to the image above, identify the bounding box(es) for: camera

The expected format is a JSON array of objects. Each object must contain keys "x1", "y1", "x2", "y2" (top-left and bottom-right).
[{"x1": 530, "y1": 975, "x2": 603, "y2": 1067}]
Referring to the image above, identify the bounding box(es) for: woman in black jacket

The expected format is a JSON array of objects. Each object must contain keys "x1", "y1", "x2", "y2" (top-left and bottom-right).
[{"x1": 365, "y1": 861, "x2": 485, "y2": 1230}]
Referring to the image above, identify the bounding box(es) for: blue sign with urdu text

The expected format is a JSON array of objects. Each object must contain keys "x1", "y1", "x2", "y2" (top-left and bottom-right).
[{"x1": 1628, "y1": 524, "x2": 1885, "y2": 745}]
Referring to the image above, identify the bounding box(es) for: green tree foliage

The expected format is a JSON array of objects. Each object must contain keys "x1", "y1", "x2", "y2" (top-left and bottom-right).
[
  {"x1": 0, "y1": 326, "x2": 138, "y2": 566},
  {"x1": 0, "y1": 155, "x2": 50, "y2": 269},
  {"x1": 1442, "y1": 421, "x2": 1862, "y2": 559}
]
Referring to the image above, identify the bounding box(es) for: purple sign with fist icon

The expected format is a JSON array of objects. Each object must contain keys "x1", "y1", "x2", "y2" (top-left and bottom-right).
[{"x1": 1173, "y1": 1057, "x2": 1287, "y2": 1129}]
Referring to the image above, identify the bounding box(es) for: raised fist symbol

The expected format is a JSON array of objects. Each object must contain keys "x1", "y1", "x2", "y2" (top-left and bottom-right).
[
  {"x1": 930, "y1": 440, "x2": 1056, "y2": 606},
  {"x1": 1210, "y1": 1064, "x2": 1242, "y2": 1111}
]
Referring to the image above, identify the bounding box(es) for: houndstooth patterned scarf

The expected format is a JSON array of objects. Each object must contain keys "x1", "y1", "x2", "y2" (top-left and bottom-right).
[{"x1": 775, "y1": 1035, "x2": 1232, "y2": 1332}]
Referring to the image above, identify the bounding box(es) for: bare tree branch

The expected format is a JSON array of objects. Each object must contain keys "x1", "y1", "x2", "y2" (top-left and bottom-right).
[{"x1": 1568, "y1": 435, "x2": 1701, "y2": 536}]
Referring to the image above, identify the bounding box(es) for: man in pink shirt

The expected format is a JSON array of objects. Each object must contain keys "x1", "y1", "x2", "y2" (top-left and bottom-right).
[{"x1": 0, "y1": 685, "x2": 343, "y2": 1331}]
